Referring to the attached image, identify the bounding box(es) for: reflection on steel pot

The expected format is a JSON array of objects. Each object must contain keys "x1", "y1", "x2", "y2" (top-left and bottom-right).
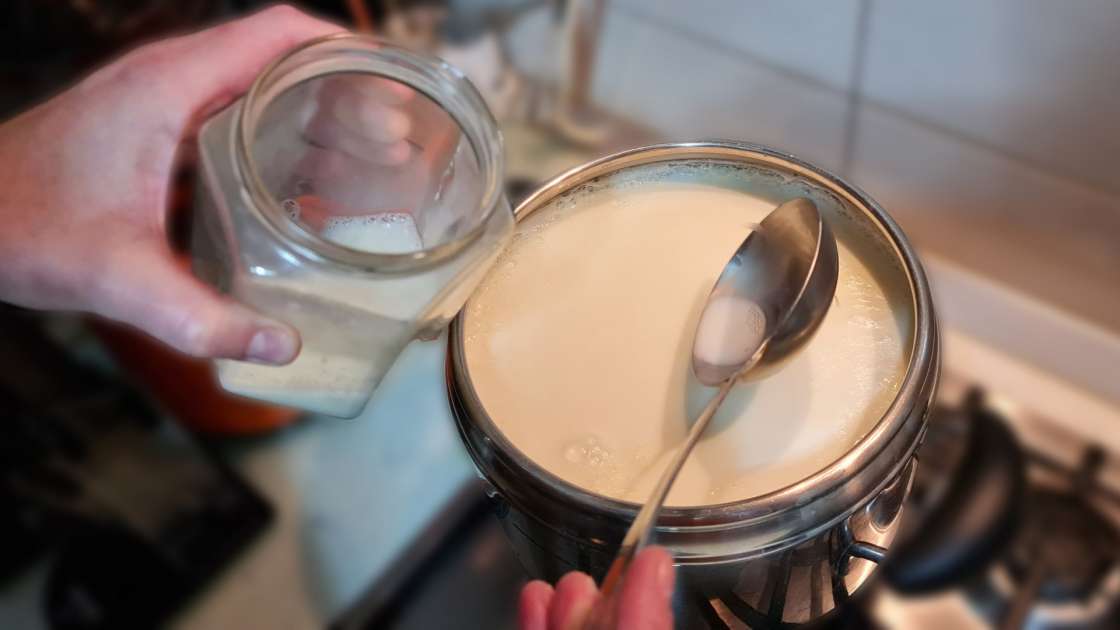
[{"x1": 447, "y1": 142, "x2": 940, "y2": 627}]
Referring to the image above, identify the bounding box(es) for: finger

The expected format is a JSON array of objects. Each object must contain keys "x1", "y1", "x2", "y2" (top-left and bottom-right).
[
  {"x1": 547, "y1": 572, "x2": 599, "y2": 630},
  {"x1": 326, "y1": 87, "x2": 412, "y2": 143},
  {"x1": 90, "y1": 244, "x2": 300, "y2": 363},
  {"x1": 396, "y1": 94, "x2": 462, "y2": 169},
  {"x1": 144, "y1": 5, "x2": 344, "y2": 126},
  {"x1": 519, "y1": 581, "x2": 554, "y2": 630},
  {"x1": 304, "y1": 110, "x2": 412, "y2": 165},
  {"x1": 320, "y1": 74, "x2": 416, "y2": 108},
  {"x1": 616, "y1": 547, "x2": 675, "y2": 630},
  {"x1": 283, "y1": 148, "x2": 416, "y2": 217}
]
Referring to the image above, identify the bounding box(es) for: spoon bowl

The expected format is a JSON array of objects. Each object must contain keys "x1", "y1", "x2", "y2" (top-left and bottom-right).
[
  {"x1": 692, "y1": 197, "x2": 839, "y2": 386},
  {"x1": 584, "y1": 197, "x2": 839, "y2": 630}
]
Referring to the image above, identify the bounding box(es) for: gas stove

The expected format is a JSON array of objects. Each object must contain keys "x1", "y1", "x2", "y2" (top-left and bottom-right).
[
  {"x1": 867, "y1": 370, "x2": 1120, "y2": 630},
  {"x1": 327, "y1": 257, "x2": 1120, "y2": 630},
  {"x1": 332, "y1": 367, "x2": 1120, "y2": 630}
]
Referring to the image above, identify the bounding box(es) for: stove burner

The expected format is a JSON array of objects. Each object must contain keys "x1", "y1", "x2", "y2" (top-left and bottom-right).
[
  {"x1": 884, "y1": 389, "x2": 1027, "y2": 594},
  {"x1": 966, "y1": 445, "x2": 1120, "y2": 630},
  {"x1": 697, "y1": 593, "x2": 884, "y2": 630},
  {"x1": 1005, "y1": 489, "x2": 1120, "y2": 603}
]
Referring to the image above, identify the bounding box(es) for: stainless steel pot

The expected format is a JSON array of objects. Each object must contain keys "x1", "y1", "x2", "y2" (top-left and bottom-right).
[{"x1": 446, "y1": 142, "x2": 940, "y2": 627}]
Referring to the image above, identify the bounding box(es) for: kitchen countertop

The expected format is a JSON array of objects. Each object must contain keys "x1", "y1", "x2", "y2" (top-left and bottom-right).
[
  {"x1": 0, "y1": 333, "x2": 477, "y2": 630},
  {"x1": 171, "y1": 334, "x2": 476, "y2": 630}
]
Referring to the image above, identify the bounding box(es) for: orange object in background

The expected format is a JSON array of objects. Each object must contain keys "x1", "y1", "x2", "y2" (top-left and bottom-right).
[{"x1": 91, "y1": 319, "x2": 301, "y2": 436}]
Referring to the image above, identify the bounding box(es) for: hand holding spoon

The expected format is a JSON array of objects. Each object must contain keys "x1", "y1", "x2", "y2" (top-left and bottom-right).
[{"x1": 583, "y1": 197, "x2": 839, "y2": 629}]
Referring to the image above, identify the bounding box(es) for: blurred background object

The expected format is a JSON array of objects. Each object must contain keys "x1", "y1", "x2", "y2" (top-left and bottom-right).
[
  {"x1": 488, "y1": 0, "x2": 1120, "y2": 335},
  {"x1": 0, "y1": 0, "x2": 223, "y2": 117},
  {"x1": 0, "y1": 308, "x2": 273, "y2": 630},
  {"x1": 1, "y1": 1, "x2": 1118, "y2": 629}
]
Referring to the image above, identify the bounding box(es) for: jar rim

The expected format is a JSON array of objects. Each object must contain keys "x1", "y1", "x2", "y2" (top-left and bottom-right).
[
  {"x1": 448, "y1": 141, "x2": 939, "y2": 537},
  {"x1": 235, "y1": 33, "x2": 505, "y2": 273}
]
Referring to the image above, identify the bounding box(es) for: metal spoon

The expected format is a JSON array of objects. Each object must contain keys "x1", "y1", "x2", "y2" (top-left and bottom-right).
[{"x1": 584, "y1": 197, "x2": 839, "y2": 629}]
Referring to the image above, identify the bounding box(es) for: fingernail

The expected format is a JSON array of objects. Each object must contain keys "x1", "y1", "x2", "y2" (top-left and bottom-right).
[
  {"x1": 246, "y1": 326, "x2": 298, "y2": 364},
  {"x1": 655, "y1": 554, "x2": 675, "y2": 599}
]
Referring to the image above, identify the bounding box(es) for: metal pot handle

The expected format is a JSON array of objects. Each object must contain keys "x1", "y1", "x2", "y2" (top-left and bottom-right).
[
  {"x1": 839, "y1": 518, "x2": 888, "y2": 571},
  {"x1": 848, "y1": 538, "x2": 887, "y2": 564},
  {"x1": 838, "y1": 455, "x2": 918, "y2": 570}
]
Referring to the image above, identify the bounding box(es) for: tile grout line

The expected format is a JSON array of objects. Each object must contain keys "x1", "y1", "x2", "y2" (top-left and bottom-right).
[
  {"x1": 858, "y1": 98, "x2": 1120, "y2": 202},
  {"x1": 610, "y1": 2, "x2": 1120, "y2": 201},
  {"x1": 611, "y1": 3, "x2": 844, "y2": 94},
  {"x1": 840, "y1": 0, "x2": 873, "y2": 179}
]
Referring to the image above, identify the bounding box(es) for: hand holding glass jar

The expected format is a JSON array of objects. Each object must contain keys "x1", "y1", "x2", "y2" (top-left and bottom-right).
[
  {"x1": 0, "y1": 6, "x2": 340, "y2": 364},
  {"x1": 0, "y1": 6, "x2": 513, "y2": 418},
  {"x1": 193, "y1": 31, "x2": 513, "y2": 418}
]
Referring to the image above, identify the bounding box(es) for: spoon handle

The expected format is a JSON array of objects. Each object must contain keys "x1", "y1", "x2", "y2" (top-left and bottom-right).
[{"x1": 583, "y1": 378, "x2": 736, "y2": 630}]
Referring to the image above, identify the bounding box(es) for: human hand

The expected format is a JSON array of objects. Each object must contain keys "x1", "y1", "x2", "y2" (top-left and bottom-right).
[
  {"x1": 519, "y1": 547, "x2": 675, "y2": 630},
  {"x1": 268, "y1": 71, "x2": 461, "y2": 232},
  {"x1": 0, "y1": 5, "x2": 419, "y2": 363}
]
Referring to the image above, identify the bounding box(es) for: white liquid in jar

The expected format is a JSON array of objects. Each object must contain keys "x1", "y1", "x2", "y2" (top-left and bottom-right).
[
  {"x1": 463, "y1": 167, "x2": 912, "y2": 506},
  {"x1": 218, "y1": 213, "x2": 423, "y2": 417},
  {"x1": 322, "y1": 212, "x2": 423, "y2": 253}
]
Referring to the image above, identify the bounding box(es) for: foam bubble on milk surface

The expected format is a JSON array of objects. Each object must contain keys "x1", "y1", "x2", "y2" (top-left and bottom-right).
[
  {"x1": 563, "y1": 435, "x2": 612, "y2": 466},
  {"x1": 322, "y1": 212, "x2": 423, "y2": 253}
]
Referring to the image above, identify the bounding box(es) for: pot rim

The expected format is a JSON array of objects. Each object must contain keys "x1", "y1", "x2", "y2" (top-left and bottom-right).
[{"x1": 449, "y1": 140, "x2": 936, "y2": 526}]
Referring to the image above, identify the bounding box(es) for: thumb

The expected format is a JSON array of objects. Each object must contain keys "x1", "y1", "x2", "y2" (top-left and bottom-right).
[
  {"x1": 91, "y1": 244, "x2": 299, "y2": 363},
  {"x1": 617, "y1": 547, "x2": 675, "y2": 630},
  {"x1": 146, "y1": 5, "x2": 345, "y2": 127}
]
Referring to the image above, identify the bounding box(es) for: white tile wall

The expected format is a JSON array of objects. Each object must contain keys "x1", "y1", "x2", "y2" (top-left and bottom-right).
[
  {"x1": 588, "y1": 9, "x2": 851, "y2": 171},
  {"x1": 850, "y1": 103, "x2": 1120, "y2": 331},
  {"x1": 493, "y1": 0, "x2": 1120, "y2": 330},
  {"x1": 862, "y1": 0, "x2": 1120, "y2": 196},
  {"x1": 503, "y1": 2, "x2": 851, "y2": 171},
  {"x1": 613, "y1": 0, "x2": 863, "y2": 92},
  {"x1": 502, "y1": 4, "x2": 558, "y2": 82}
]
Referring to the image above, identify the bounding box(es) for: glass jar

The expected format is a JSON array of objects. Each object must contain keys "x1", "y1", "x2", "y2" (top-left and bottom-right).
[{"x1": 192, "y1": 35, "x2": 512, "y2": 418}]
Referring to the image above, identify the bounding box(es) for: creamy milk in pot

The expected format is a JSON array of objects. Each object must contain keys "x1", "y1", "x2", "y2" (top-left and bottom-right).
[{"x1": 448, "y1": 143, "x2": 939, "y2": 627}]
